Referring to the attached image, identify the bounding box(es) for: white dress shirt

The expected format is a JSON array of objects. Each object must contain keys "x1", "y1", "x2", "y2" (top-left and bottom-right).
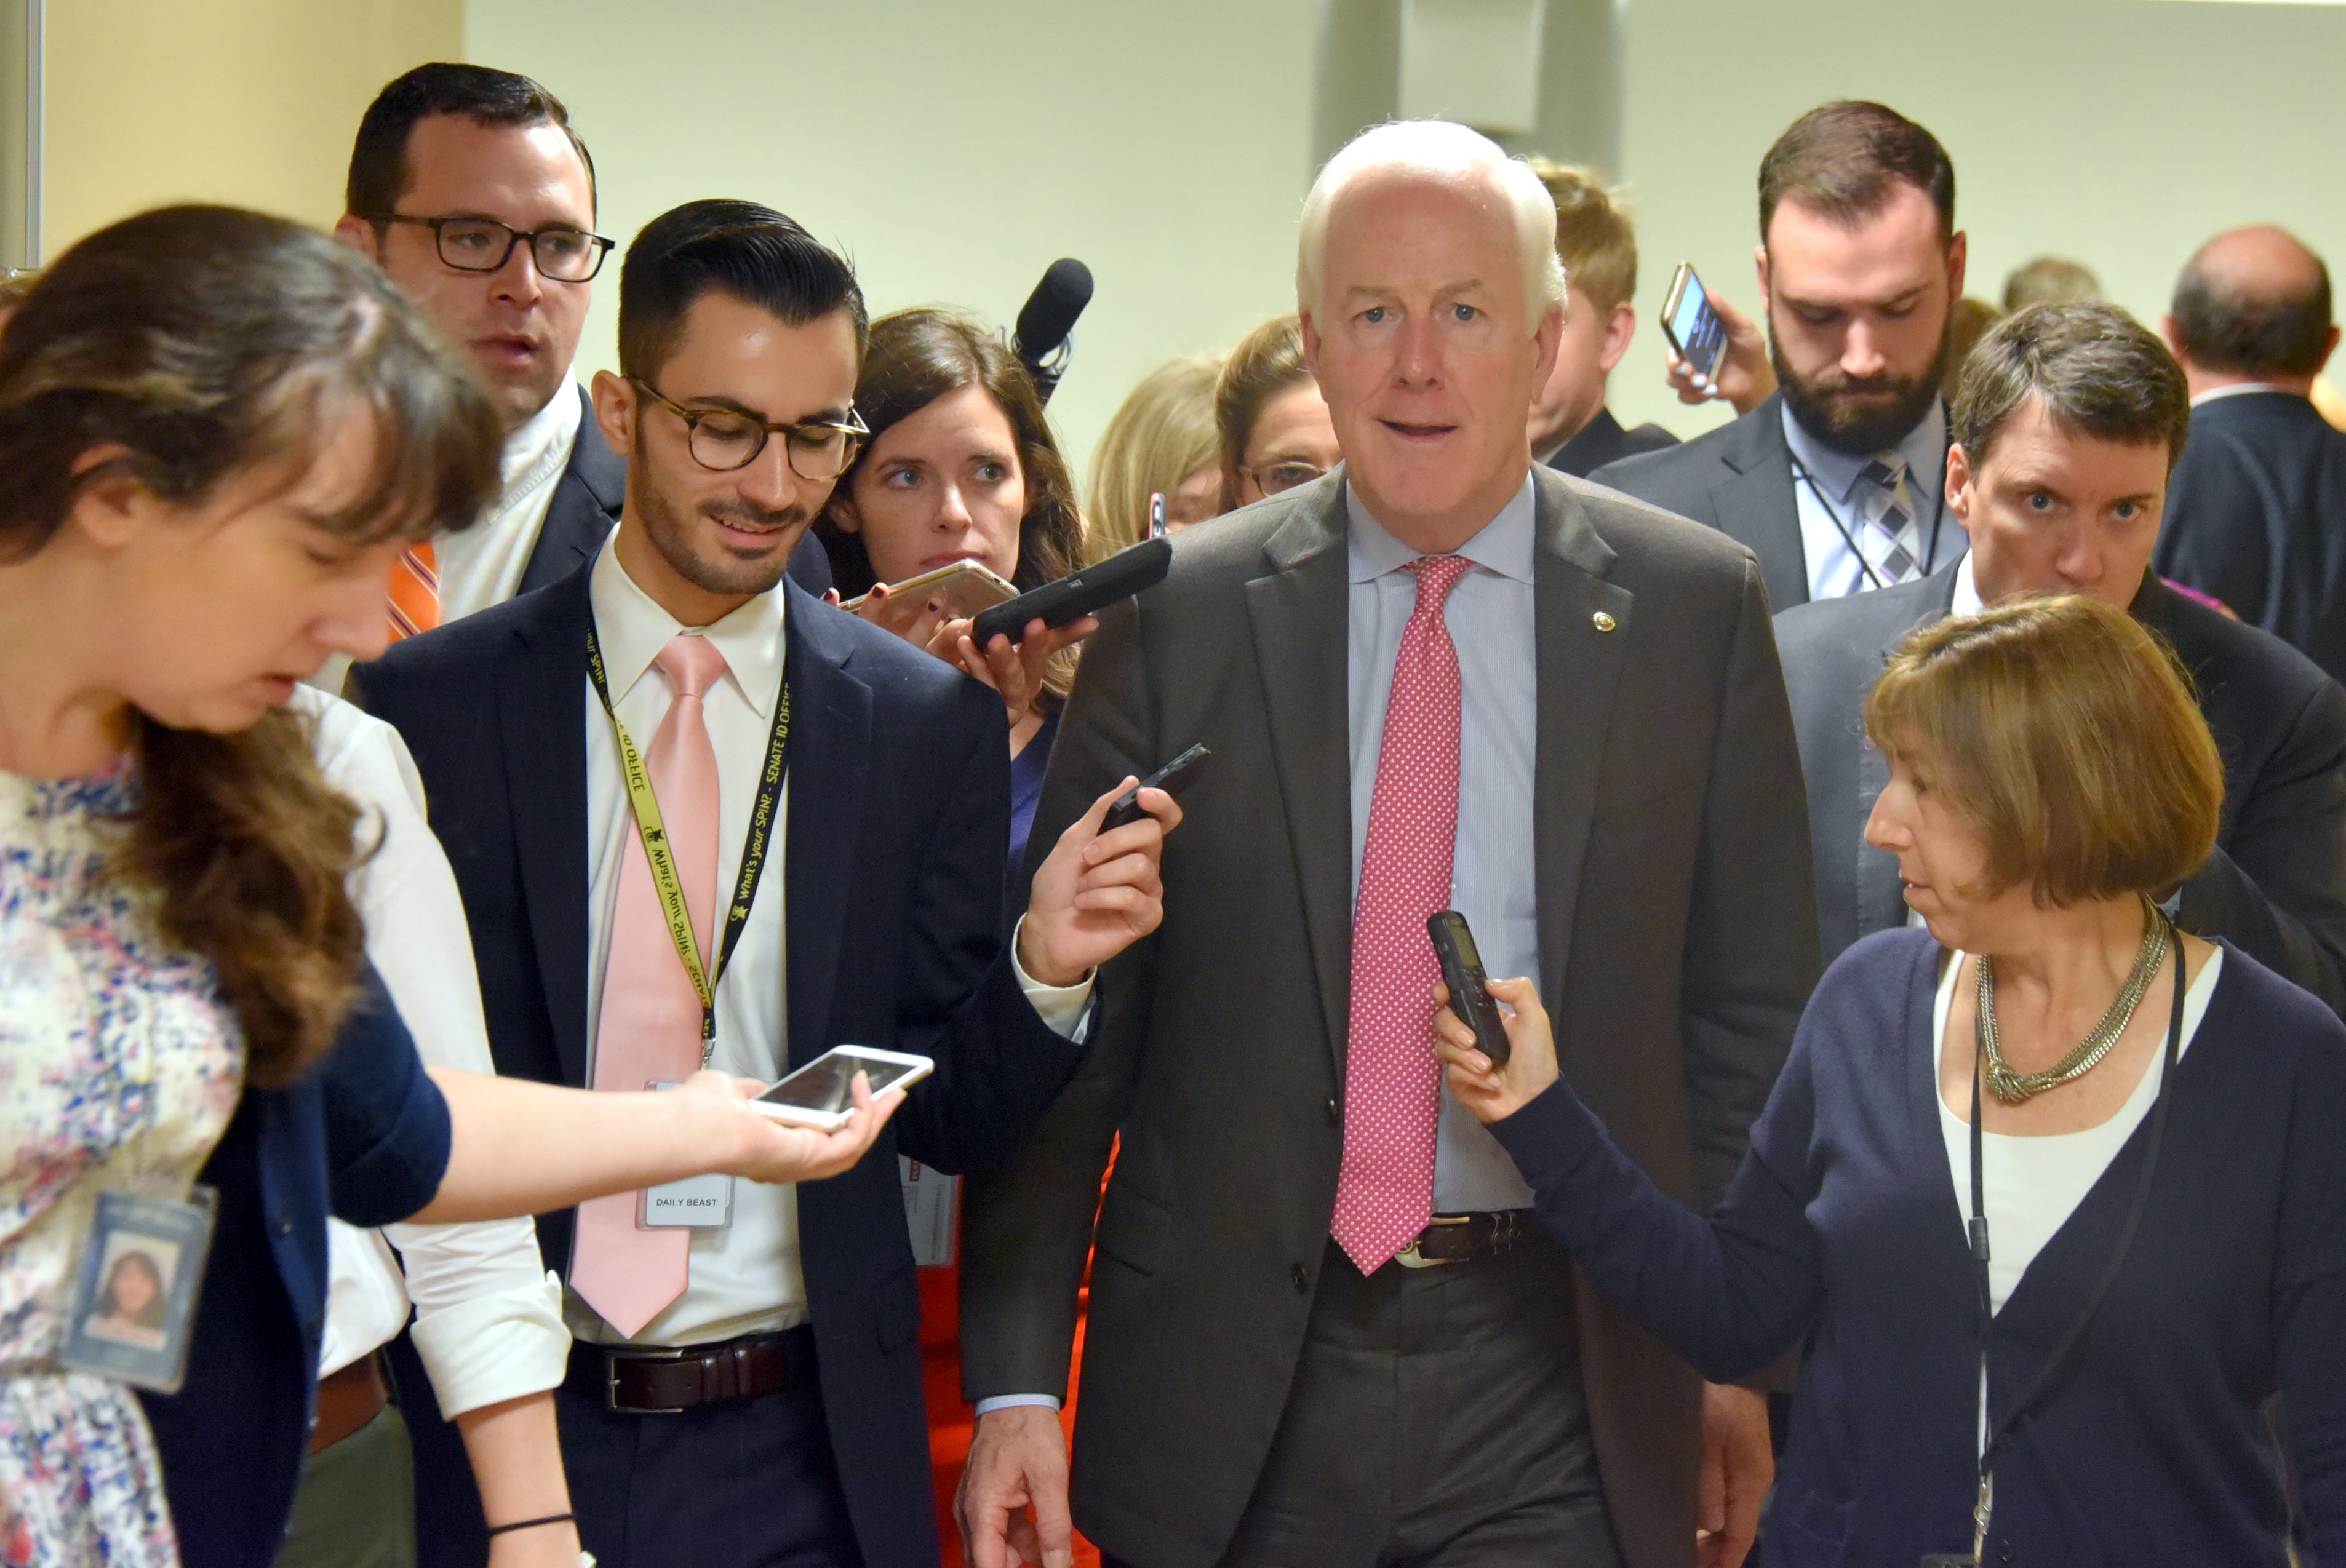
[
  {"x1": 1782, "y1": 399, "x2": 1957, "y2": 602},
  {"x1": 298, "y1": 688, "x2": 572, "y2": 1411},
  {"x1": 436, "y1": 378, "x2": 586, "y2": 624},
  {"x1": 574, "y1": 537, "x2": 1091, "y2": 1348}
]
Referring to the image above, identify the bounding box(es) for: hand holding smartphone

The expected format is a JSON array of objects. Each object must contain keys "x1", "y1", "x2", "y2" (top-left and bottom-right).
[
  {"x1": 842, "y1": 560, "x2": 1018, "y2": 636},
  {"x1": 970, "y1": 536, "x2": 1173, "y2": 648},
  {"x1": 751, "y1": 1046, "x2": 935, "y2": 1129},
  {"x1": 1661, "y1": 262, "x2": 1730, "y2": 386}
]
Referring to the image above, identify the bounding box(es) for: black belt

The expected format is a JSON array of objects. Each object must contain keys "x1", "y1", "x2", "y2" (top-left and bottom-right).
[
  {"x1": 1395, "y1": 1210, "x2": 1533, "y2": 1269},
  {"x1": 565, "y1": 1326, "x2": 811, "y2": 1415}
]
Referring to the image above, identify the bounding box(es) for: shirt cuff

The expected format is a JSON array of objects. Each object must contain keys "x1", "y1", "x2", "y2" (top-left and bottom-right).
[
  {"x1": 407, "y1": 1270, "x2": 572, "y2": 1418},
  {"x1": 1011, "y1": 915, "x2": 1095, "y2": 1039},
  {"x1": 975, "y1": 1393, "x2": 1064, "y2": 1416}
]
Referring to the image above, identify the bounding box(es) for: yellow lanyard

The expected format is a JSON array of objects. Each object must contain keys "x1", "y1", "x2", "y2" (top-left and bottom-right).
[{"x1": 588, "y1": 621, "x2": 791, "y2": 1057}]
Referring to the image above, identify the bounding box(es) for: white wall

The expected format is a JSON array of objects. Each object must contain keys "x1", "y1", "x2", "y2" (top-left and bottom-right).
[
  {"x1": 1608, "y1": 0, "x2": 2346, "y2": 440},
  {"x1": 463, "y1": 0, "x2": 1323, "y2": 483}
]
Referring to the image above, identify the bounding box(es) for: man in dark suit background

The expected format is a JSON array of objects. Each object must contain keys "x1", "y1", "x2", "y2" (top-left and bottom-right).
[
  {"x1": 356, "y1": 201, "x2": 1176, "y2": 1568},
  {"x1": 1595, "y1": 102, "x2": 1967, "y2": 611},
  {"x1": 957, "y1": 120, "x2": 1816, "y2": 1568},
  {"x1": 1779, "y1": 303, "x2": 2346, "y2": 1011},
  {"x1": 2153, "y1": 226, "x2": 2346, "y2": 686},
  {"x1": 1523, "y1": 159, "x2": 1677, "y2": 478},
  {"x1": 336, "y1": 63, "x2": 829, "y2": 632}
]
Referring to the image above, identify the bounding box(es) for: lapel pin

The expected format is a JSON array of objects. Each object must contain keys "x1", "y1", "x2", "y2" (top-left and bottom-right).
[{"x1": 1591, "y1": 611, "x2": 1617, "y2": 633}]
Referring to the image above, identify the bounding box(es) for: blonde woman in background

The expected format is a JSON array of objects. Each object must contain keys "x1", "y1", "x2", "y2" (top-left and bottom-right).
[
  {"x1": 1216, "y1": 314, "x2": 1343, "y2": 512},
  {"x1": 1085, "y1": 353, "x2": 1224, "y2": 555}
]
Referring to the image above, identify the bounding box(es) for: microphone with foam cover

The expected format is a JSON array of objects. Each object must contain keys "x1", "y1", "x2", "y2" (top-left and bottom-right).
[{"x1": 1011, "y1": 258, "x2": 1093, "y2": 404}]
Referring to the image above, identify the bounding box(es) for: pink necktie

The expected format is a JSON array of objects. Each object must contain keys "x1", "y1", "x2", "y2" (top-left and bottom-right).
[
  {"x1": 1332, "y1": 554, "x2": 1472, "y2": 1275},
  {"x1": 570, "y1": 633, "x2": 729, "y2": 1337}
]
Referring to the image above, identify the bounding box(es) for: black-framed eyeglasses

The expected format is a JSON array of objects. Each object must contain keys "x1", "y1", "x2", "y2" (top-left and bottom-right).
[
  {"x1": 630, "y1": 378, "x2": 871, "y2": 479},
  {"x1": 362, "y1": 213, "x2": 613, "y2": 282},
  {"x1": 1245, "y1": 460, "x2": 1331, "y2": 497}
]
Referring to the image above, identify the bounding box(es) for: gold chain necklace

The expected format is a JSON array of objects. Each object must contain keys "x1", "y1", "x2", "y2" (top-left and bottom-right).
[{"x1": 1976, "y1": 897, "x2": 2169, "y2": 1104}]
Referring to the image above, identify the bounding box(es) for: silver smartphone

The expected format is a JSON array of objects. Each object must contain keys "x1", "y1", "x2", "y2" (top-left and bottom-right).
[
  {"x1": 1661, "y1": 262, "x2": 1730, "y2": 384},
  {"x1": 750, "y1": 1045, "x2": 935, "y2": 1129},
  {"x1": 839, "y1": 560, "x2": 1017, "y2": 634}
]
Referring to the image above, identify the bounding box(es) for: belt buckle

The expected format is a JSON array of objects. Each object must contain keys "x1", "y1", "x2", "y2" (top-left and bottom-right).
[
  {"x1": 604, "y1": 1345, "x2": 691, "y2": 1415},
  {"x1": 1395, "y1": 1214, "x2": 1470, "y2": 1270}
]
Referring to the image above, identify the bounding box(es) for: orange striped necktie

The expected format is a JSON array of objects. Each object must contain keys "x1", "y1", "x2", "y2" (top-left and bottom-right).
[{"x1": 388, "y1": 542, "x2": 441, "y2": 641}]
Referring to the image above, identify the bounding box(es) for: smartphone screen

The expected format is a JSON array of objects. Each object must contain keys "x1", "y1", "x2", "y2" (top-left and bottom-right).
[
  {"x1": 756, "y1": 1048, "x2": 929, "y2": 1116},
  {"x1": 1667, "y1": 266, "x2": 1728, "y2": 380}
]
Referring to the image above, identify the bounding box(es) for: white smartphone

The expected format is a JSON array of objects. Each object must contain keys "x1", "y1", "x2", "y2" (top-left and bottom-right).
[
  {"x1": 839, "y1": 560, "x2": 1017, "y2": 634},
  {"x1": 750, "y1": 1045, "x2": 935, "y2": 1129}
]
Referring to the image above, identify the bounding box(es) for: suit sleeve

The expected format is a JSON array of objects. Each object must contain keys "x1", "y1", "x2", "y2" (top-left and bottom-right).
[
  {"x1": 958, "y1": 594, "x2": 1158, "y2": 1403},
  {"x1": 888, "y1": 679, "x2": 1087, "y2": 1174},
  {"x1": 2178, "y1": 677, "x2": 2346, "y2": 1015},
  {"x1": 2155, "y1": 437, "x2": 2278, "y2": 623},
  {"x1": 1678, "y1": 556, "x2": 1822, "y2": 1208}
]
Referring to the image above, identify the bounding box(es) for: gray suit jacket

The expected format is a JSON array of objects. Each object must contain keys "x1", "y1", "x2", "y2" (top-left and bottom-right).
[
  {"x1": 960, "y1": 465, "x2": 1820, "y2": 1568},
  {"x1": 1590, "y1": 391, "x2": 1809, "y2": 611},
  {"x1": 1776, "y1": 563, "x2": 2346, "y2": 1011}
]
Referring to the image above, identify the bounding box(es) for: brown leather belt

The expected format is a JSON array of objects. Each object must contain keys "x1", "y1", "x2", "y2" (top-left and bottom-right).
[
  {"x1": 311, "y1": 1351, "x2": 389, "y2": 1453},
  {"x1": 1394, "y1": 1210, "x2": 1533, "y2": 1269},
  {"x1": 565, "y1": 1326, "x2": 810, "y2": 1415}
]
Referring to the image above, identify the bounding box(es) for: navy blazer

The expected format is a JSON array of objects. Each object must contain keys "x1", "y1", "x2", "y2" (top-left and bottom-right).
[
  {"x1": 515, "y1": 386, "x2": 833, "y2": 600},
  {"x1": 1775, "y1": 563, "x2": 2346, "y2": 1014},
  {"x1": 2154, "y1": 390, "x2": 2346, "y2": 687},
  {"x1": 349, "y1": 560, "x2": 1083, "y2": 1568},
  {"x1": 1491, "y1": 930, "x2": 2346, "y2": 1567},
  {"x1": 138, "y1": 968, "x2": 452, "y2": 1568},
  {"x1": 1546, "y1": 405, "x2": 1678, "y2": 480}
]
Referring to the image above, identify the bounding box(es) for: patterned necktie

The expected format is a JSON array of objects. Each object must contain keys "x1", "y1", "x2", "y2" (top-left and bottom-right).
[
  {"x1": 1857, "y1": 455, "x2": 1924, "y2": 585},
  {"x1": 570, "y1": 634, "x2": 729, "y2": 1337},
  {"x1": 387, "y1": 543, "x2": 440, "y2": 641},
  {"x1": 1331, "y1": 553, "x2": 1473, "y2": 1275}
]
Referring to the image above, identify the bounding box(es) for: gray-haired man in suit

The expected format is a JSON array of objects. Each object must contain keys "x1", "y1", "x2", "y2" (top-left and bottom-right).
[{"x1": 956, "y1": 120, "x2": 1819, "y2": 1568}]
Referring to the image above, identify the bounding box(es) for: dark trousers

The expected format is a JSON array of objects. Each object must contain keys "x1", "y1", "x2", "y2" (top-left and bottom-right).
[
  {"x1": 554, "y1": 1329, "x2": 863, "y2": 1568},
  {"x1": 1129, "y1": 1230, "x2": 1622, "y2": 1568}
]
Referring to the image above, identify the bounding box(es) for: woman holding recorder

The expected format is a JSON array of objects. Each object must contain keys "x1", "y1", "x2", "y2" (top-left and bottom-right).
[{"x1": 1435, "y1": 595, "x2": 2346, "y2": 1566}]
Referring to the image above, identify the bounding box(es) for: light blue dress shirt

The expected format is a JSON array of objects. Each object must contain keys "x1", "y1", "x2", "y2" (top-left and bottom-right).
[
  {"x1": 1347, "y1": 474, "x2": 1539, "y2": 1213},
  {"x1": 1781, "y1": 398, "x2": 1957, "y2": 601}
]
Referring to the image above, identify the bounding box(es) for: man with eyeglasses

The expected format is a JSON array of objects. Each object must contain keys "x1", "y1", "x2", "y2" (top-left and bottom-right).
[
  {"x1": 335, "y1": 62, "x2": 832, "y2": 644},
  {"x1": 356, "y1": 198, "x2": 1179, "y2": 1568}
]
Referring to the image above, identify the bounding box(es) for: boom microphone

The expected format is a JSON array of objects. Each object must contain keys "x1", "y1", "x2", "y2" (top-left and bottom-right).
[{"x1": 1012, "y1": 258, "x2": 1094, "y2": 404}]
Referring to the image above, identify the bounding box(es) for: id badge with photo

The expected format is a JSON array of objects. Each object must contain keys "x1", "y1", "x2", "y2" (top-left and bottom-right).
[
  {"x1": 640, "y1": 1081, "x2": 732, "y2": 1229},
  {"x1": 58, "y1": 1187, "x2": 218, "y2": 1395}
]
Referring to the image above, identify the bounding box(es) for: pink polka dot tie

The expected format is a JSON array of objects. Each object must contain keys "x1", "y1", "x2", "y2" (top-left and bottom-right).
[{"x1": 1332, "y1": 554, "x2": 1472, "y2": 1275}]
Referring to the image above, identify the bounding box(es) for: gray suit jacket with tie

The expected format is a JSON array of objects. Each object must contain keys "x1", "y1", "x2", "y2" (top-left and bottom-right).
[
  {"x1": 1776, "y1": 563, "x2": 2346, "y2": 1011},
  {"x1": 960, "y1": 464, "x2": 1820, "y2": 1568},
  {"x1": 1591, "y1": 391, "x2": 1810, "y2": 611}
]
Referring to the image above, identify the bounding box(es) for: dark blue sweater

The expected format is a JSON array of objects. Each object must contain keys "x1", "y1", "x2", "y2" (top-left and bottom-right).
[{"x1": 1489, "y1": 929, "x2": 2346, "y2": 1567}]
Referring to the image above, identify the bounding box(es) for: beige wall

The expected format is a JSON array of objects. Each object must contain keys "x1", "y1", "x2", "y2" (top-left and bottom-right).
[
  {"x1": 42, "y1": 0, "x2": 462, "y2": 255},
  {"x1": 463, "y1": 0, "x2": 1322, "y2": 484},
  {"x1": 1606, "y1": 0, "x2": 2346, "y2": 440}
]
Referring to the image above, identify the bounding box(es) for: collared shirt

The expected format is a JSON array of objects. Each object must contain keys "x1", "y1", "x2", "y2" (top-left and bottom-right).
[
  {"x1": 1782, "y1": 398, "x2": 1954, "y2": 601},
  {"x1": 2190, "y1": 382, "x2": 2303, "y2": 409},
  {"x1": 298, "y1": 687, "x2": 570, "y2": 1411},
  {"x1": 436, "y1": 376, "x2": 585, "y2": 624},
  {"x1": 1347, "y1": 473, "x2": 1541, "y2": 1213},
  {"x1": 572, "y1": 535, "x2": 1090, "y2": 1347}
]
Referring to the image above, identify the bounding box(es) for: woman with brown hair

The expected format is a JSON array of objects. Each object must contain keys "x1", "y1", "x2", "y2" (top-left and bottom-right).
[
  {"x1": 815, "y1": 308, "x2": 1094, "y2": 865},
  {"x1": 0, "y1": 207, "x2": 900, "y2": 1568},
  {"x1": 1435, "y1": 595, "x2": 2346, "y2": 1565},
  {"x1": 1215, "y1": 314, "x2": 1342, "y2": 513}
]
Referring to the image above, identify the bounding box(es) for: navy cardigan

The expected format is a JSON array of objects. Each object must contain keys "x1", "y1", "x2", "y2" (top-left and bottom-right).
[
  {"x1": 1489, "y1": 929, "x2": 2346, "y2": 1567},
  {"x1": 138, "y1": 966, "x2": 452, "y2": 1567}
]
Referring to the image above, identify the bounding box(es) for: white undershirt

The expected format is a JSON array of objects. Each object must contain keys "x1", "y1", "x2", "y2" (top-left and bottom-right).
[
  {"x1": 1935, "y1": 945, "x2": 2222, "y2": 1314},
  {"x1": 435, "y1": 378, "x2": 585, "y2": 624}
]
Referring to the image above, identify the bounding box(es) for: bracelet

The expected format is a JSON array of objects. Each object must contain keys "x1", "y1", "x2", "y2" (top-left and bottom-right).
[{"x1": 486, "y1": 1513, "x2": 575, "y2": 1538}]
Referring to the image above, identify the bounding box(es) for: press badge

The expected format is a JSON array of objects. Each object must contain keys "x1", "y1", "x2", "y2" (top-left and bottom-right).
[
  {"x1": 58, "y1": 1187, "x2": 218, "y2": 1395},
  {"x1": 640, "y1": 1081, "x2": 733, "y2": 1229}
]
